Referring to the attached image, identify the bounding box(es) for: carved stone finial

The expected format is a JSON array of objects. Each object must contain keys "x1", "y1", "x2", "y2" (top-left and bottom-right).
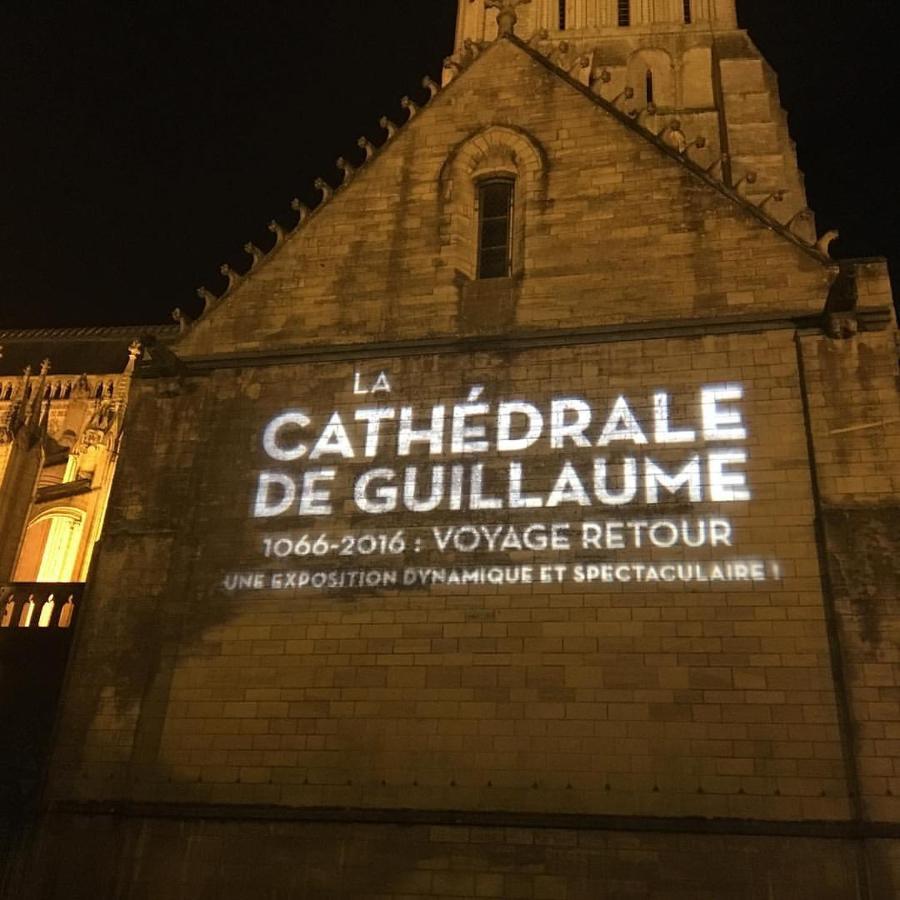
[
  {"x1": 357, "y1": 136, "x2": 375, "y2": 161},
  {"x1": 244, "y1": 242, "x2": 264, "y2": 268},
  {"x1": 422, "y1": 76, "x2": 439, "y2": 100},
  {"x1": 380, "y1": 116, "x2": 397, "y2": 140},
  {"x1": 336, "y1": 157, "x2": 355, "y2": 184},
  {"x1": 816, "y1": 229, "x2": 840, "y2": 258},
  {"x1": 463, "y1": 39, "x2": 482, "y2": 61},
  {"x1": 635, "y1": 103, "x2": 658, "y2": 127},
  {"x1": 40, "y1": 359, "x2": 51, "y2": 377},
  {"x1": 686, "y1": 135, "x2": 707, "y2": 155},
  {"x1": 268, "y1": 220, "x2": 286, "y2": 246},
  {"x1": 659, "y1": 120, "x2": 687, "y2": 153},
  {"x1": 486, "y1": 0, "x2": 532, "y2": 37},
  {"x1": 314, "y1": 178, "x2": 333, "y2": 203},
  {"x1": 290, "y1": 198, "x2": 310, "y2": 223},
  {"x1": 220, "y1": 264, "x2": 240, "y2": 291},
  {"x1": 787, "y1": 208, "x2": 813, "y2": 236},
  {"x1": 128, "y1": 340, "x2": 142, "y2": 362},
  {"x1": 759, "y1": 190, "x2": 787, "y2": 212},
  {"x1": 566, "y1": 54, "x2": 591, "y2": 84},
  {"x1": 171, "y1": 308, "x2": 193, "y2": 334},
  {"x1": 733, "y1": 170, "x2": 758, "y2": 192},
  {"x1": 612, "y1": 86, "x2": 634, "y2": 109},
  {"x1": 400, "y1": 96, "x2": 418, "y2": 120},
  {"x1": 442, "y1": 56, "x2": 462, "y2": 85},
  {"x1": 528, "y1": 28, "x2": 549, "y2": 47},
  {"x1": 548, "y1": 41, "x2": 571, "y2": 68},
  {"x1": 196, "y1": 286, "x2": 218, "y2": 313},
  {"x1": 591, "y1": 67, "x2": 612, "y2": 94}
]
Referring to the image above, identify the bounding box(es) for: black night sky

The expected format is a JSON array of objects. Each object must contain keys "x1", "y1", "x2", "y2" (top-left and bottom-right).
[{"x1": 1, "y1": 1, "x2": 897, "y2": 329}]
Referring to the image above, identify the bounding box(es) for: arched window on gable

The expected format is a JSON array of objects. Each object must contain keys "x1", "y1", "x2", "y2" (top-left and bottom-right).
[
  {"x1": 683, "y1": 0, "x2": 693, "y2": 24},
  {"x1": 438, "y1": 124, "x2": 547, "y2": 291},
  {"x1": 558, "y1": 0, "x2": 567, "y2": 30},
  {"x1": 645, "y1": 70, "x2": 655, "y2": 105},
  {"x1": 477, "y1": 178, "x2": 515, "y2": 280},
  {"x1": 618, "y1": 0, "x2": 631, "y2": 27}
]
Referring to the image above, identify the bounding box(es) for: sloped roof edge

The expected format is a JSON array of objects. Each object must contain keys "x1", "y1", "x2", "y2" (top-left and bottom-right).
[
  {"x1": 505, "y1": 34, "x2": 835, "y2": 267},
  {"x1": 178, "y1": 33, "x2": 839, "y2": 342}
]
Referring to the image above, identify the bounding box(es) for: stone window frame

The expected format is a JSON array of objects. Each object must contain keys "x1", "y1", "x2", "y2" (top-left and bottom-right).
[
  {"x1": 476, "y1": 176, "x2": 516, "y2": 279},
  {"x1": 628, "y1": 48, "x2": 676, "y2": 109},
  {"x1": 438, "y1": 125, "x2": 547, "y2": 283}
]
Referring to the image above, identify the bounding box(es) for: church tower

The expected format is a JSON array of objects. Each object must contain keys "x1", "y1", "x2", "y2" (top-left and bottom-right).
[{"x1": 452, "y1": 0, "x2": 809, "y2": 228}]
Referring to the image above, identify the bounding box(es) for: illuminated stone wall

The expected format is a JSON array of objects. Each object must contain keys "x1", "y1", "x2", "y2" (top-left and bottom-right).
[
  {"x1": 800, "y1": 325, "x2": 900, "y2": 827},
  {"x1": 44, "y1": 331, "x2": 854, "y2": 821},
  {"x1": 11, "y1": 24, "x2": 898, "y2": 900}
]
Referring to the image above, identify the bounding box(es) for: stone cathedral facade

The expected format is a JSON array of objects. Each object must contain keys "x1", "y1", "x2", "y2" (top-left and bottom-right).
[{"x1": 3, "y1": 1, "x2": 899, "y2": 897}]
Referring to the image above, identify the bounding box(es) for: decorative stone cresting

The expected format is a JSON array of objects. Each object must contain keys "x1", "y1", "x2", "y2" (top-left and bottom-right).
[
  {"x1": 184, "y1": 68, "x2": 445, "y2": 332},
  {"x1": 185, "y1": 26, "x2": 836, "y2": 334},
  {"x1": 243, "y1": 243, "x2": 264, "y2": 269},
  {"x1": 816, "y1": 229, "x2": 840, "y2": 258}
]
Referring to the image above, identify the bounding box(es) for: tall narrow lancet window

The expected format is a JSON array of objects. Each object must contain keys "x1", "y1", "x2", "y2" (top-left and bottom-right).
[
  {"x1": 477, "y1": 178, "x2": 514, "y2": 279},
  {"x1": 683, "y1": 0, "x2": 693, "y2": 24},
  {"x1": 645, "y1": 70, "x2": 655, "y2": 105},
  {"x1": 559, "y1": 0, "x2": 567, "y2": 30},
  {"x1": 618, "y1": 0, "x2": 631, "y2": 27}
]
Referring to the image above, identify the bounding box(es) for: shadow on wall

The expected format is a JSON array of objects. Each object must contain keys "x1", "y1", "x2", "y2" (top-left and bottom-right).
[{"x1": 13, "y1": 813, "x2": 876, "y2": 900}]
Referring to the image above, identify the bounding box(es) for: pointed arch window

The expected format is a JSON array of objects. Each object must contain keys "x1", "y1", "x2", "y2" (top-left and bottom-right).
[
  {"x1": 477, "y1": 178, "x2": 515, "y2": 279},
  {"x1": 13, "y1": 509, "x2": 86, "y2": 584},
  {"x1": 618, "y1": 0, "x2": 631, "y2": 27}
]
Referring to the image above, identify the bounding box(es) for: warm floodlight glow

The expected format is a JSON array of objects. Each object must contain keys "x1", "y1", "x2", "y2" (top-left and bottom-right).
[{"x1": 223, "y1": 374, "x2": 780, "y2": 595}]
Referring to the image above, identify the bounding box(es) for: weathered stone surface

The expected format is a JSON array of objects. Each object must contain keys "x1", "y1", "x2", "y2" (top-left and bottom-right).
[{"x1": 5, "y1": 4, "x2": 900, "y2": 898}]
